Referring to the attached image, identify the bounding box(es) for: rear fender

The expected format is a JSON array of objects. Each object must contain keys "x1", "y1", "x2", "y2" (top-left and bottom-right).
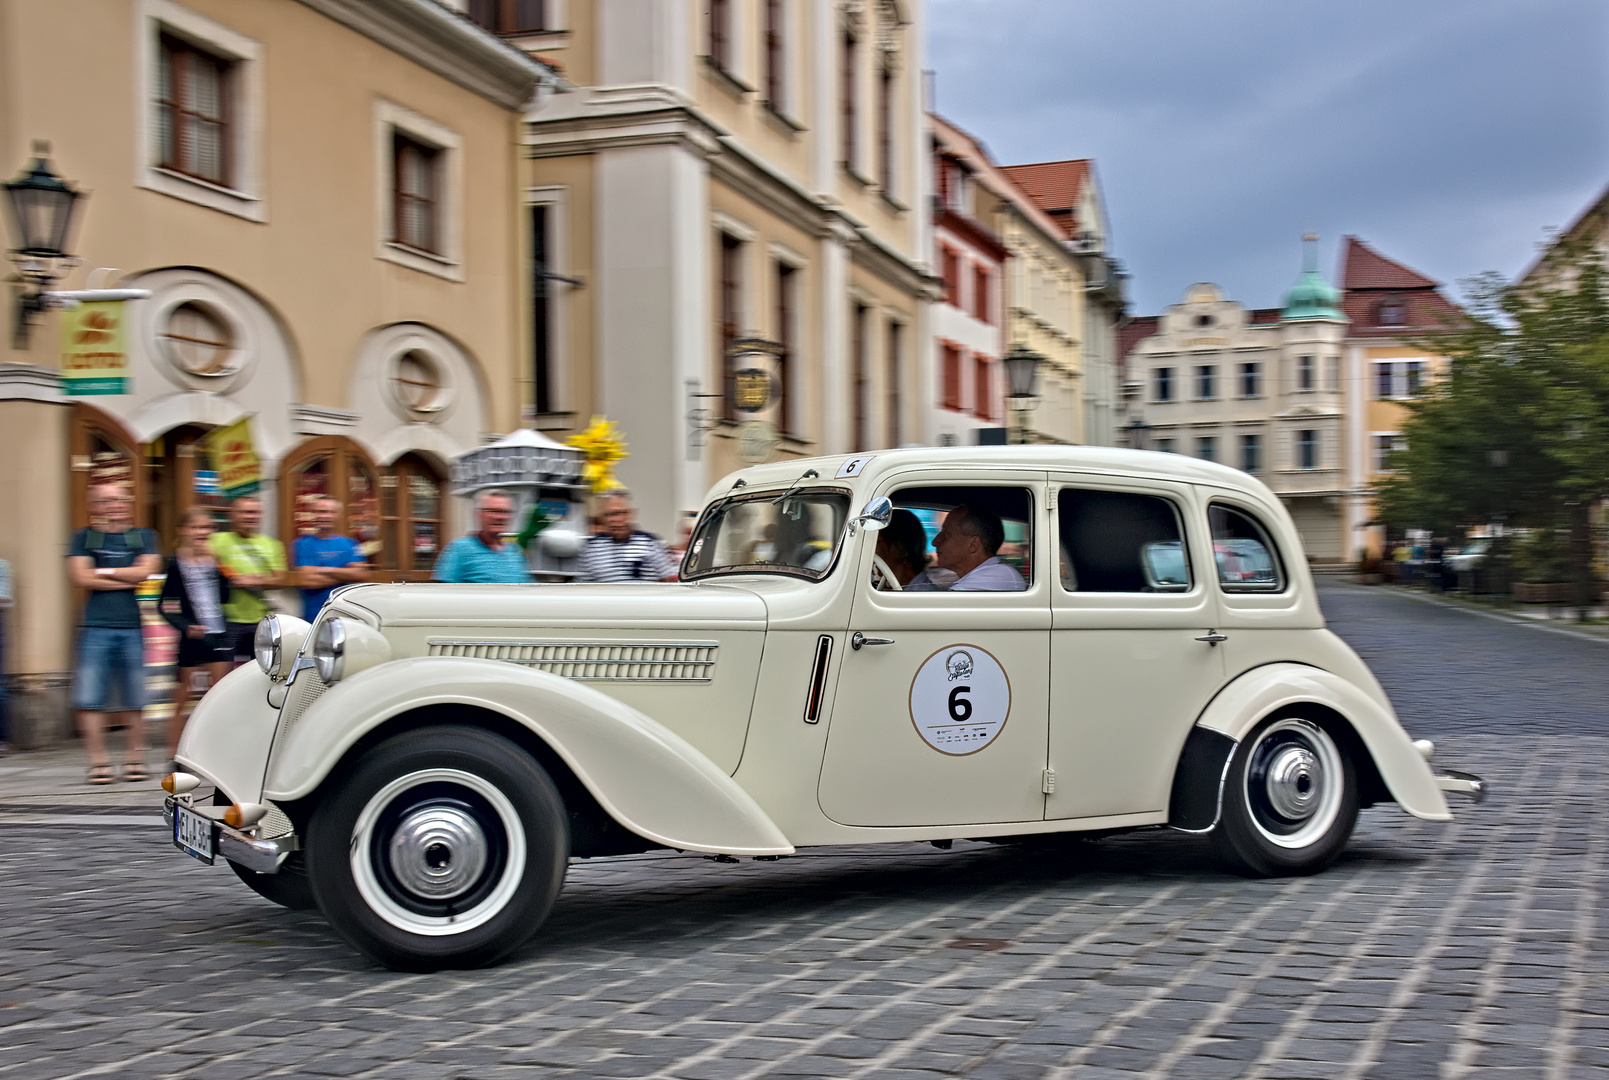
[
  {"x1": 263, "y1": 657, "x2": 794, "y2": 856},
  {"x1": 1194, "y1": 662, "x2": 1450, "y2": 822}
]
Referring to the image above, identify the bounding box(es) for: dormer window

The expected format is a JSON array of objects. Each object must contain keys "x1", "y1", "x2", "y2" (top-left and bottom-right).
[{"x1": 1378, "y1": 294, "x2": 1407, "y2": 326}]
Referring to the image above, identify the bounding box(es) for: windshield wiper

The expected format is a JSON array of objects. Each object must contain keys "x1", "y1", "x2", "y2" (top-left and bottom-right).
[{"x1": 771, "y1": 468, "x2": 820, "y2": 504}]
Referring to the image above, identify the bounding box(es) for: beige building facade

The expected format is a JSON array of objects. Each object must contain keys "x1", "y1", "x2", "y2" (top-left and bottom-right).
[
  {"x1": 0, "y1": 0, "x2": 548, "y2": 740},
  {"x1": 497, "y1": 0, "x2": 932, "y2": 532}
]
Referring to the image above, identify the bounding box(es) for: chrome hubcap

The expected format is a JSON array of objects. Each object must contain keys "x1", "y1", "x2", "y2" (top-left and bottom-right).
[
  {"x1": 1262, "y1": 744, "x2": 1323, "y2": 821},
  {"x1": 387, "y1": 803, "x2": 488, "y2": 901},
  {"x1": 1244, "y1": 718, "x2": 1345, "y2": 849}
]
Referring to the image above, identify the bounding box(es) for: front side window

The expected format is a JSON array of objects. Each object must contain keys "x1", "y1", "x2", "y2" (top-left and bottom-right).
[
  {"x1": 874, "y1": 486, "x2": 1033, "y2": 592},
  {"x1": 1209, "y1": 503, "x2": 1284, "y2": 592},
  {"x1": 684, "y1": 490, "x2": 849, "y2": 581},
  {"x1": 1058, "y1": 488, "x2": 1189, "y2": 593},
  {"x1": 1155, "y1": 366, "x2": 1174, "y2": 402},
  {"x1": 157, "y1": 34, "x2": 231, "y2": 185}
]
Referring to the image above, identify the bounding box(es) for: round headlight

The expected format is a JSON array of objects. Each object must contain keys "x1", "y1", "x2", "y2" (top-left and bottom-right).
[
  {"x1": 313, "y1": 617, "x2": 347, "y2": 683},
  {"x1": 254, "y1": 617, "x2": 282, "y2": 677}
]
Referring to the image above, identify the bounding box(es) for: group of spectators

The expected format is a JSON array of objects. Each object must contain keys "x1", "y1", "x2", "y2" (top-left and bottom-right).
[{"x1": 61, "y1": 483, "x2": 678, "y2": 782}]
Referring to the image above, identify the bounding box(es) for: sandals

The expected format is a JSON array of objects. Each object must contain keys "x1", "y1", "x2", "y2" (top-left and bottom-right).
[
  {"x1": 123, "y1": 763, "x2": 150, "y2": 783},
  {"x1": 86, "y1": 763, "x2": 118, "y2": 785}
]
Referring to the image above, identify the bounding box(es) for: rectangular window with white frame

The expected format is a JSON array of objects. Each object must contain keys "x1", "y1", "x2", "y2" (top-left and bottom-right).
[
  {"x1": 1196, "y1": 365, "x2": 1216, "y2": 400},
  {"x1": 1374, "y1": 358, "x2": 1428, "y2": 399},
  {"x1": 527, "y1": 186, "x2": 570, "y2": 423},
  {"x1": 137, "y1": 0, "x2": 263, "y2": 221},
  {"x1": 1240, "y1": 361, "x2": 1260, "y2": 398},
  {"x1": 1240, "y1": 432, "x2": 1262, "y2": 473},
  {"x1": 1197, "y1": 435, "x2": 1217, "y2": 462},
  {"x1": 375, "y1": 100, "x2": 463, "y2": 281},
  {"x1": 1297, "y1": 354, "x2": 1315, "y2": 392},
  {"x1": 1374, "y1": 432, "x2": 1404, "y2": 473},
  {"x1": 1297, "y1": 429, "x2": 1318, "y2": 470},
  {"x1": 1155, "y1": 366, "x2": 1174, "y2": 402}
]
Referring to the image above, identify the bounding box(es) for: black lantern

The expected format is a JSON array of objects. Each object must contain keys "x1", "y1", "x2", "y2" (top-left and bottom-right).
[
  {"x1": 1003, "y1": 342, "x2": 1043, "y2": 400},
  {"x1": 4, "y1": 141, "x2": 84, "y2": 348},
  {"x1": 4, "y1": 142, "x2": 81, "y2": 260}
]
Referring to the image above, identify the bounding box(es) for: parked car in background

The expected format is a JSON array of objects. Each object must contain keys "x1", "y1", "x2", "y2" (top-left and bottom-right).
[
  {"x1": 1446, "y1": 538, "x2": 1492, "y2": 576},
  {"x1": 158, "y1": 447, "x2": 1486, "y2": 970}
]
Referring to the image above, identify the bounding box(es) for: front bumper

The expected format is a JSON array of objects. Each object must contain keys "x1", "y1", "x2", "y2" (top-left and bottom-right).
[{"x1": 162, "y1": 797, "x2": 299, "y2": 875}]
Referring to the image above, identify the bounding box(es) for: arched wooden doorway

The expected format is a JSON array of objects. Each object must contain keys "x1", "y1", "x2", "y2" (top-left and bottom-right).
[
  {"x1": 69, "y1": 403, "x2": 147, "y2": 531},
  {"x1": 278, "y1": 436, "x2": 383, "y2": 560},
  {"x1": 380, "y1": 452, "x2": 446, "y2": 581}
]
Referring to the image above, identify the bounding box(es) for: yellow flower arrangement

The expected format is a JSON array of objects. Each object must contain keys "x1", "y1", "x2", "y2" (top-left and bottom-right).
[{"x1": 567, "y1": 415, "x2": 629, "y2": 493}]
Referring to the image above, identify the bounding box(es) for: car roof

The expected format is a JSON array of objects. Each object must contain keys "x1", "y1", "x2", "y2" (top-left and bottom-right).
[{"x1": 709, "y1": 445, "x2": 1275, "y2": 502}]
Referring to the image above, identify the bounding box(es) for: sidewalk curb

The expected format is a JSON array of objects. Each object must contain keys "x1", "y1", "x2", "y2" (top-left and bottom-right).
[{"x1": 1327, "y1": 581, "x2": 1609, "y2": 645}]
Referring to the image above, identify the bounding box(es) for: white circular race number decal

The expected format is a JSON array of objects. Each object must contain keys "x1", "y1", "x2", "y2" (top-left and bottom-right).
[{"x1": 908, "y1": 644, "x2": 1011, "y2": 756}]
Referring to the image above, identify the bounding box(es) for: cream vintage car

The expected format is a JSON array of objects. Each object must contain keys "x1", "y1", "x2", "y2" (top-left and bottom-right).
[{"x1": 161, "y1": 447, "x2": 1484, "y2": 970}]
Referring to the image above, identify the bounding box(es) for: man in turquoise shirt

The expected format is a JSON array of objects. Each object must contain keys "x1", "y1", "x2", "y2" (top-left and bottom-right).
[{"x1": 433, "y1": 489, "x2": 530, "y2": 584}]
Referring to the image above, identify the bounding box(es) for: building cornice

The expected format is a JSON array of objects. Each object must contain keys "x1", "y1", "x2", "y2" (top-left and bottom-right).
[
  {"x1": 296, "y1": 0, "x2": 549, "y2": 110},
  {"x1": 0, "y1": 364, "x2": 67, "y2": 404}
]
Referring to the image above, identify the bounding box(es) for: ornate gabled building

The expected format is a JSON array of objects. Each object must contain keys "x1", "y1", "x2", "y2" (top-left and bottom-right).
[{"x1": 1123, "y1": 242, "x2": 1351, "y2": 560}]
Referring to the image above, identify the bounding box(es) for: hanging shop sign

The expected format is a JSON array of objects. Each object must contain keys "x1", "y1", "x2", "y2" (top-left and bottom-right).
[
  {"x1": 206, "y1": 416, "x2": 261, "y2": 497},
  {"x1": 732, "y1": 368, "x2": 772, "y2": 413},
  {"x1": 59, "y1": 301, "x2": 129, "y2": 395}
]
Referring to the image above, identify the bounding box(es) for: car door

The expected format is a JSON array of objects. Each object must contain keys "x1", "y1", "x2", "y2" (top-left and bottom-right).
[
  {"x1": 817, "y1": 472, "x2": 1052, "y2": 828},
  {"x1": 1046, "y1": 476, "x2": 1226, "y2": 820}
]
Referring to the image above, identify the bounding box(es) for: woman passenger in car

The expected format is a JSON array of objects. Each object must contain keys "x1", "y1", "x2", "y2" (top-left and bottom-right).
[
  {"x1": 904, "y1": 505, "x2": 1026, "y2": 592},
  {"x1": 874, "y1": 509, "x2": 929, "y2": 588}
]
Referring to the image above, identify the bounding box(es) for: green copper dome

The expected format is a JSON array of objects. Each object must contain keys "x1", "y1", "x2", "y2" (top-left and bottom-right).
[{"x1": 1283, "y1": 235, "x2": 1343, "y2": 321}]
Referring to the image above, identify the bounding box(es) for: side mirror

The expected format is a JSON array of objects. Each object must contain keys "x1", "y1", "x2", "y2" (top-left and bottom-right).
[
  {"x1": 849, "y1": 495, "x2": 893, "y2": 535},
  {"x1": 1140, "y1": 541, "x2": 1191, "y2": 591}
]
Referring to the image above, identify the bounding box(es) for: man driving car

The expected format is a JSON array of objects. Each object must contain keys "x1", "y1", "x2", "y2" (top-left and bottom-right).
[{"x1": 904, "y1": 504, "x2": 1026, "y2": 592}]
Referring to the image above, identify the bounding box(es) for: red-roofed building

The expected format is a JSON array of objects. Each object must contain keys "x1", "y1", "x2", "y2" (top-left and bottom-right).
[
  {"x1": 1337, "y1": 237, "x2": 1463, "y2": 559},
  {"x1": 998, "y1": 158, "x2": 1129, "y2": 446}
]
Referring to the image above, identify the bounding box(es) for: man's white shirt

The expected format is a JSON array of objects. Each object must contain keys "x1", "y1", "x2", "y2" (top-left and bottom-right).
[{"x1": 904, "y1": 556, "x2": 1025, "y2": 592}]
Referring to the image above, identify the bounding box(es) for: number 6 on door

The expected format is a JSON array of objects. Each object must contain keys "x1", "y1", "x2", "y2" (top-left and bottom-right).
[{"x1": 910, "y1": 645, "x2": 1010, "y2": 756}]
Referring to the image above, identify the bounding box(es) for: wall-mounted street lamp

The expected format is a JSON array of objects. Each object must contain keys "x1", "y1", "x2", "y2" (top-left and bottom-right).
[
  {"x1": 4, "y1": 142, "x2": 84, "y2": 349},
  {"x1": 1002, "y1": 341, "x2": 1043, "y2": 445},
  {"x1": 1125, "y1": 410, "x2": 1150, "y2": 451}
]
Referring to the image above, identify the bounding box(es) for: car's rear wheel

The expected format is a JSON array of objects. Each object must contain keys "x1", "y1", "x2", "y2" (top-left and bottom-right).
[
  {"x1": 305, "y1": 726, "x2": 568, "y2": 971},
  {"x1": 1212, "y1": 714, "x2": 1358, "y2": 877}
]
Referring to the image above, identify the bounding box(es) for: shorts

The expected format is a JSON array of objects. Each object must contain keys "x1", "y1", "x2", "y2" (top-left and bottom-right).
[
  {"x1": 228, "y1": 622, "x2": 259, "y2": 661},
  {"x1": 71, "y1": 626, "x2": 148, "y2": 712},
  {"x1": 177, "y1": 632, "x2": 233, "y2": 668}
]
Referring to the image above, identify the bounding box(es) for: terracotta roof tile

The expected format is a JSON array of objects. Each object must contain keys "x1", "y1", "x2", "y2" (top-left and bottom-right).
[
  {"x1": 999, "y1": 160, "x2": 1090, "y2": 238},
  {"x1": 1342, "y1": 290, "x2": 1464, "y2": 337},
  {"x1": 1338, "y1": 236, "x2": 1439, "y2": 290},
  {"x1": 1248, "y1": 307, "x2": 1283, "y2": 324},
  {"x1": 1118, "y1": 316, "x2": 1159, "y2": 359}
]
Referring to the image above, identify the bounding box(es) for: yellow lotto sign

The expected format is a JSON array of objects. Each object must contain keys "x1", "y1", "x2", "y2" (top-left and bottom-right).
[
  {"x1": 207, "y1": 416, "x2": 261, "y2": 496},
  {"x1": 59, "y1": 301, "x2": 129, "y2": 395}
]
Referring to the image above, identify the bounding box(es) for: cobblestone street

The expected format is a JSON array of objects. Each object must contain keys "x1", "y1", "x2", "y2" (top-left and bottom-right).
[{"x1": 2, "y1": 581, "x2": 1605, "y2": 1079}]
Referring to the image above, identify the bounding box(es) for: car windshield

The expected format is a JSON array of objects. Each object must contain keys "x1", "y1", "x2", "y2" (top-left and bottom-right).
[{"x1": 682, "y1": 489, "x2": 850, "y2": 581}]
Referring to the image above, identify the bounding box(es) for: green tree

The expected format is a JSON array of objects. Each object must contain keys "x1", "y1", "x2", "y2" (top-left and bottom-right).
[{"x1": 1373, "y1": 239, "x2": 1609, "y2": 616}]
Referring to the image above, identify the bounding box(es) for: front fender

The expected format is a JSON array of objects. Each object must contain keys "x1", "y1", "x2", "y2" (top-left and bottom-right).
[
  {"x1": 262, "y1": 657, "x2": 794, "y2": 857},
  {"x1": 175, "y1": 662, "x2": 278, "y2": 803},
  {"x1": 1197, "y1": 662, "x2": 1451, "y2": 822}
]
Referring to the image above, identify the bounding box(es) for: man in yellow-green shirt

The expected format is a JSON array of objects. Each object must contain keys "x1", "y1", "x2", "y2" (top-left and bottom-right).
[{"x1": 210, "y1": 495, "x2": 287, "y2": 666}]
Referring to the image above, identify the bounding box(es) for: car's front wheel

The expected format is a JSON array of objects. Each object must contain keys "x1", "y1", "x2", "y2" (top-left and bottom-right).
[
  {"x1": 1212, "y1": 714, "x2": 1358, "y2": 877},
  {"x1": 305, "y1": 725, "x2": 568, "y2": 970}
]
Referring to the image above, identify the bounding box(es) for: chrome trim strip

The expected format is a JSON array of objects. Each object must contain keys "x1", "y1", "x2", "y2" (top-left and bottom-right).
[
  {"x1": 1436, "y1": 769, "x2": 1487, "y2": 803},
  {"x1": 1169, "y1": 733, "x2": 1239, "y2": 836},
  {"x1": 427, "y1": 639, "x2": 718, "y2": 682},
  {"x1": 164, "y1": 796, "x2": 298, "y2": 874}
]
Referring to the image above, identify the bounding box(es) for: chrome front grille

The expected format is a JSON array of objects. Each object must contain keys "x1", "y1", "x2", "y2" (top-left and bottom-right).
[
  {"x1": 427, "y1": 640, "x2": 718, "y2": 682},
  {"x1": 278, "y1": 669, "x2": 328, "y2": 739}
]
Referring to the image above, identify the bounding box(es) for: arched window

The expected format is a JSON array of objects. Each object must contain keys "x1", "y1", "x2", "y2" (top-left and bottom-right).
[
  {"x1": 279, "y1": 437, "x2": 383, "y2": 563},
  {"x1": 381, "y1": 454, "x2": 446, "y2": 580}
]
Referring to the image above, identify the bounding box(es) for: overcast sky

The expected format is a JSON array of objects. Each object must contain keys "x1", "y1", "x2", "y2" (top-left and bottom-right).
[{"x1": 926, "y1": 0, "x2": 1609, "y2": 315}]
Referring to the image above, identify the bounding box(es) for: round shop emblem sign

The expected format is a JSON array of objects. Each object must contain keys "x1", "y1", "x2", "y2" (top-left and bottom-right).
[{"x1": 909, "y1": 644, "x2": 1011, "y2": 756}]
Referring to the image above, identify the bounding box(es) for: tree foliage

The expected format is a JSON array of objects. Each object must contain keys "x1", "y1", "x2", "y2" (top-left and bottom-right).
[{"x1": 1373, "y1": 238, "x2": 1609, "y2": 607}]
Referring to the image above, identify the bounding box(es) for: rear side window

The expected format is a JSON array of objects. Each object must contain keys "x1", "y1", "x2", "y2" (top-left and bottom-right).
[
  {"x1": 1058, "y1": 488, "x2": 1190, "y2": 593},
  {"x1": 1209, "y1": 504, "x2": 1285, "y2": 592}
]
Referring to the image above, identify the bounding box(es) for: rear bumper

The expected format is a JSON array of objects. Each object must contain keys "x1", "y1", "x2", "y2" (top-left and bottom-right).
[
  {"x1": 162, "y1": 797, "x2": 299, "y2": 875},
  {"x1": 1434, "y1": 769, "x2": 1487, "y2": 803}
]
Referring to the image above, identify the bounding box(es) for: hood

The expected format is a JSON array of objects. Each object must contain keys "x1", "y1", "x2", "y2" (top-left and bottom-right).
[{"x1": 335, "y1": 581, "x2": 768, "y2": 631}]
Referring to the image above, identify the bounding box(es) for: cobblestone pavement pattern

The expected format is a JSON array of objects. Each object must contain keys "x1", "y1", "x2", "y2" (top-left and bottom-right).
[{"x1": 1, "y1": 581, "x2": 1605, "y2": 1079}]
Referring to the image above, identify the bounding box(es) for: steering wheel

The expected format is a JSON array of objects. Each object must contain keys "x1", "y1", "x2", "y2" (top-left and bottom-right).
[{"x1": 872, "y1": 554, "x2": 904, "y2": 591}]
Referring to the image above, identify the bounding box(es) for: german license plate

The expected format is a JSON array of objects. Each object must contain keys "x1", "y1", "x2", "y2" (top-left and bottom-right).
[{"x1": 173, "y1": 805, "x2": 216, "y2": 864}]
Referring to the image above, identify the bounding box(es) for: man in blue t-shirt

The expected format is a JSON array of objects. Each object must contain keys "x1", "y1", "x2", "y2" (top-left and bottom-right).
[
  {"x1": 67, "y1": 484, "x2": 163, "y2": 783},
  {"x1": 293, "y1": 496, "x2": 369, "y2": 621},
  {"x1": 432, "y1": 489, "x2": 530, "y2": 584}
]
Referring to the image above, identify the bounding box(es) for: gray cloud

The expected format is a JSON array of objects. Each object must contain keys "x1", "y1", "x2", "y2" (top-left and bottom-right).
[{"x1": 928, "y1": 0, "x2": 1609, "y2": 313}]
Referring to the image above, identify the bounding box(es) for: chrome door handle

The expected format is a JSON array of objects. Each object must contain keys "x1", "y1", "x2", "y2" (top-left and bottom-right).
[
  {"x1": 1195, "y1": 630, "x2": 1228, "y2": 646},
  {"x1": 851, "y1": 631, "x2": 895, "y2": 650}
]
